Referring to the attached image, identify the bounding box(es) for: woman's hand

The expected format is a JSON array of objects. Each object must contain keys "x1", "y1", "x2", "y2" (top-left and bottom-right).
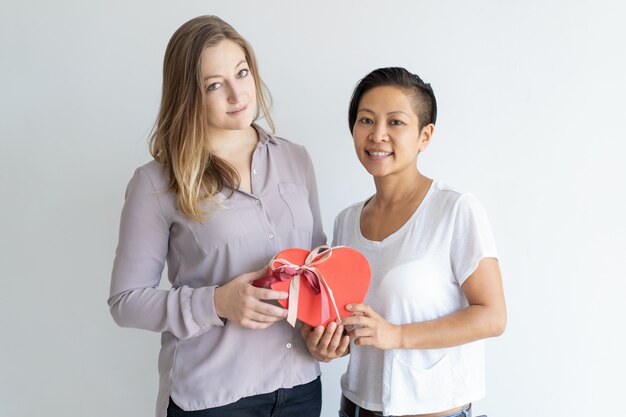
[
  {"x1": 300, "y1": 321, "x2": 350, "y2": 362},
  {"x1": 341, "y1": 304, "x2": 402, "y2": 350},
  {"x1": 214, "y1": 268, "x2": 289, "y2": 329}
]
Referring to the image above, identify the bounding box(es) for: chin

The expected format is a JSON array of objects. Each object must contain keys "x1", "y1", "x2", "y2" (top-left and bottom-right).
[
  {"x1": 364, "y1": 166, "x2": 388, "y2": 178},
  {"x1": 359, "y1": 161, "x2": 387, "y2": 177},
  {"x1": 225, "y1": 118, "x2": 254, "y2": 131},
  {"x1": 235, "y1": 113, "x2": 255, "y2": 129}
]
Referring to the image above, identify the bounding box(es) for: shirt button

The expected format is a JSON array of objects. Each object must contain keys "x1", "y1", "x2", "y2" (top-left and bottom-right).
[
  {"x1": 268, "y1": 233, "x2": 274, "y2": 239},
  {"x1": 252, "y1": 169, "x2": 258, "y2": 175},
  {"x1": 254, "y1": 199, "x2": 260, "y2": 206},
  {"x1": 286, "y1": 343, "x2": 292, "y2": 349}
]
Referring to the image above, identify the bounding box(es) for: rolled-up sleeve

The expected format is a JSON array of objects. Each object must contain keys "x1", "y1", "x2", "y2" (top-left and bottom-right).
[{"x1": 449, "y1": 194, "x2": 498, "y2": 286}]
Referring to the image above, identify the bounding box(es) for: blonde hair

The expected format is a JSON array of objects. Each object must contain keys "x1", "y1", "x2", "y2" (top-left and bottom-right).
[{"x1": 149, "y1": 15, "x2": 274, "y2": 222}]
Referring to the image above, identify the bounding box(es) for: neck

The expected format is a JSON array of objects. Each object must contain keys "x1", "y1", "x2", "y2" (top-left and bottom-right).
[
  {"x1": 208, "y1": 125, "x2": 258, "y2": 159},
  {"x1": 371, "y1": 170, "x2": 431, "y2": 209}
]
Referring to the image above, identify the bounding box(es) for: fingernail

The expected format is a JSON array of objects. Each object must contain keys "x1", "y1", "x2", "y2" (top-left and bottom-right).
[{"x1": 346, "y1": 304, "x2": 352, "y2": 310}]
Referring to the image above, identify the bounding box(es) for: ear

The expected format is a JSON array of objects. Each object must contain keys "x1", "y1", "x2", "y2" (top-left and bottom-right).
[{"x1": 418, "y1": 123, "x2": 435, "y2": 152}]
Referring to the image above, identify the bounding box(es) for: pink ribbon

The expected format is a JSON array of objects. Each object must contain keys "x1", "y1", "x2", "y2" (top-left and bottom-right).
[{"x1": 255, "y1": 245, "x2": 340, "y2": 327}]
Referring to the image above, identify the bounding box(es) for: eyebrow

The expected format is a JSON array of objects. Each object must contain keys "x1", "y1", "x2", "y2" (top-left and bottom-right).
[
  {"x1": 203, "y1": 60, "x2": 247, "y2": 82},
  {"x1": 357, "y1": 108, "x2": 410, "y2": 117}
]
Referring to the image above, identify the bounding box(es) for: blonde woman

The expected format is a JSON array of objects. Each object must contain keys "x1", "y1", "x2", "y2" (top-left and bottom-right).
[
  {"x1": 302, "y1": 67, "x2": 506, "y2": 417},
  {"x1": 109, "y1": 16, "x2": 325, "y2": 417}
]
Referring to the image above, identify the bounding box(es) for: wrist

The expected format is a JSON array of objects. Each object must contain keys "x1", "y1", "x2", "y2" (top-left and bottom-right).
[
  {"x1": 213, "y1": 286, "x2": 226, "y2": 320},
  {"x1": 396, "y1": 324, "x2": 405, "y2": 349}
]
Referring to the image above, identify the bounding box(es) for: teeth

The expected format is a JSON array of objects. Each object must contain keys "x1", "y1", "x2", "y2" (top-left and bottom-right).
[{"x1": 368, "y1": 151, "x2": 392, "y2": 157}]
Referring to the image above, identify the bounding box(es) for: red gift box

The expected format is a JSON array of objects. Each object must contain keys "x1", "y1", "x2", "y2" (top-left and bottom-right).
[{"x1": 254, "y1": 245, "x2": 371, "y2": 327}]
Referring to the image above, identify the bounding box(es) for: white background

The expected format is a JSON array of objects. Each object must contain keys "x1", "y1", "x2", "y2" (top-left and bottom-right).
[{"x1": 1, "y1": 1, "x2": 625, "y2": 416}]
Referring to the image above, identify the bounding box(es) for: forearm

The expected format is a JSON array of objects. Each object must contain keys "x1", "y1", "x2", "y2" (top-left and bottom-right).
[
  {"x1": 108, "y1": 285, "x2": 224, "y2": 339},
  {"x1": 398, "y1": 304, "x2": 506, "y2": 349}
]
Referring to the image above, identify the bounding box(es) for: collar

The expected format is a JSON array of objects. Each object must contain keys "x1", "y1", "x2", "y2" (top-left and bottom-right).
[{"x1": 252, "y1": 123, "x2": 278, "y2": 146}]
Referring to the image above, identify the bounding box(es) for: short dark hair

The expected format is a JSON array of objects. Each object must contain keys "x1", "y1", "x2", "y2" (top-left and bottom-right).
[{"x1": 348, "y1": 67, "x2": 437, "y2": 134}]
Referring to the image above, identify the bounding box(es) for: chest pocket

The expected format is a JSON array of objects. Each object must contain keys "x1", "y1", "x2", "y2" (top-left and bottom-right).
[
  {"x1": 185, "y1": 205, "x2": 247, "y2": 255},
  {"x1": 277, "y1": 182, "x2": 313, "y2": 232}
]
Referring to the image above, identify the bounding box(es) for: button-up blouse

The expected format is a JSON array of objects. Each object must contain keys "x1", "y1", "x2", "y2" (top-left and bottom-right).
[{"x1": 108, "y1": 125, "x2": 326, "y2": 417}]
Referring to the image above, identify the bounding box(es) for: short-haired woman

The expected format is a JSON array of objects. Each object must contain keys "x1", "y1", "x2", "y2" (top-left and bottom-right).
[{"x1": 302, "y1": 67, "x2": 506, "y2": 417}]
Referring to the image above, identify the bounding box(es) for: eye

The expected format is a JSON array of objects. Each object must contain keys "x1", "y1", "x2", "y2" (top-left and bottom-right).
[
  {"x1": 237, "y1": 68, "x2": 250, "y2": 78},
  {"x1": 389, "y1": 119, "x2": 405, "y2": 126},
  {"x1": 206, "y1": 82, "x2": 222, "y2": 92},
  {"x1": 358, "y1": 117, "x2": 373, "y2": 124}
]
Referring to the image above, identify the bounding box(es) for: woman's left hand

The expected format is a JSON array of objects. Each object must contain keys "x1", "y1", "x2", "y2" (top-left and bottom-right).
[
  {"x1": 300, "y1": 321, "x2": 350, "y2": 362},
  {"x1": 341, "y1": 304, "x2": 402, "y2": 350}
]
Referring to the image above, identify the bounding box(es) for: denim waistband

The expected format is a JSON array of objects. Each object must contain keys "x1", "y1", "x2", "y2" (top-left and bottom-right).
[
  {"x1": 443, "y1": 404, "x2": 472, "y2": 417},
  {"x1": 339, "y1": 395, "x2": 473, "y2": 417}
]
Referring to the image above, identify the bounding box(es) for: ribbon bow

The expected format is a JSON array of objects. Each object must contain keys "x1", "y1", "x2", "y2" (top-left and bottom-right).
[{"x1": 256, "y1": 245, "x2": 341, "y2": 327}]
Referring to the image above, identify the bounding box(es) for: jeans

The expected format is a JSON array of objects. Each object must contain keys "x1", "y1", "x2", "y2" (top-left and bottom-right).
[{"x1": 167, "y1": 376, "x2": 321, "y2": 417}]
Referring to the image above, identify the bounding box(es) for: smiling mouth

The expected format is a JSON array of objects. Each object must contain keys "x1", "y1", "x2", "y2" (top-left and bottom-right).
[
  {"x1": 367, "y1": 151, "x2": 393, "y2": 157},
  {"x1": 227, "y1": 105, "x2": 247, "y2": 115}
]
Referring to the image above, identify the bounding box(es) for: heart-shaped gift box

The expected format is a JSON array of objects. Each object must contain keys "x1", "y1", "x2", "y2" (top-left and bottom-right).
[{"x1": 255, "y1": 246, "x2": 371, "y2": 327}]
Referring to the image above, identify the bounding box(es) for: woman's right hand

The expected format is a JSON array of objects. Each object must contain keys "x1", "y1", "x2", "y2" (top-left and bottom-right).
[
  {"x1": 214, "y1": 268, "x2": 289, "y2": 329},
  {"x1": 300, "y1": 321, "x2": 350, "y2": 362}
]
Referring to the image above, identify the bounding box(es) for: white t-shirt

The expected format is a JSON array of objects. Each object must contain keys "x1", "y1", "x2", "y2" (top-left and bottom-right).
[{"x1": 333, "y1": 180, "x2": 498, "y2": 416}]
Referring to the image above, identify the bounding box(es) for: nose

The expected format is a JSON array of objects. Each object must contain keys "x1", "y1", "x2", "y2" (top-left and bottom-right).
[
  {"x1": 368, "y1": 123, "x2": 388, "y2": 143},
  {"x1": 226, "y1": 82, "x2": 242, "y2": 104}
]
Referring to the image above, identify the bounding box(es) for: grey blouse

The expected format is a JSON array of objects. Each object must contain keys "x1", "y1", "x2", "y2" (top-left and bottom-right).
[{"x1": 109, "y1": 125, "x2": 326, "y2": 416}]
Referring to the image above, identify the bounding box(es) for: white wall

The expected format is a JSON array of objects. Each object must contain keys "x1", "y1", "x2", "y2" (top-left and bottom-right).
[{"x1": 2, "y1": 1, "x2": 625, "y2": 416}]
